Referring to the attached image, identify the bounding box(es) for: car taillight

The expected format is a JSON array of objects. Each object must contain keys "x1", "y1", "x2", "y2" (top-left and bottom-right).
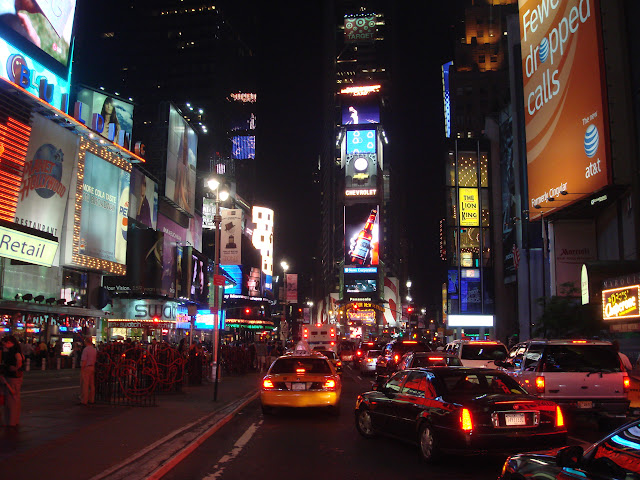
[
  {"x1": 460, "y1": 408, "x2": 473, "y2": 431},
  {"x1": 262, "y1": 379, "x2": 274, "y2": 390},
  {"x1": 323, "y1": 378, "x2": 336, "y2": 389},
  {"x1": 357, "y1": 350, "x2": 363, "y2": 357},
  {"x1": 337, "y1": 361, "x2": 342, "y2": 367},
  {"x1": 555, "y1": 406, "x2": 564, "y2": 428},
  {"x1": 624, "y1": 376, "x2": 631, "y2": 393},
  {"x1": 535, "y1": 376, "x2": 545, "y2": 394}
]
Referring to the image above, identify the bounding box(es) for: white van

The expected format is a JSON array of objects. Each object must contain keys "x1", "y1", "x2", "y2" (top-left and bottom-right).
[
  {"x1": 498, "y1": 339, "x2": 630, "y2": 423},
  {"x1": 444, "y1": 339, "x2": 509, "y2": 368}
]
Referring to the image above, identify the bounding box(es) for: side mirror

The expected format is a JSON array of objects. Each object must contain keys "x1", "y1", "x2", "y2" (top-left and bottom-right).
[{"x1": 556, "y1": 445, "x2": 583, "y2": 468}]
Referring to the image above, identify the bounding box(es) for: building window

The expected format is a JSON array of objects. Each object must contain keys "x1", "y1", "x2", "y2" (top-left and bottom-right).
[
  {"x1": 490, "y1": 56, "x2": 498, "y2": 63},
  {"x1": 478, "y1": 55, "x2": 485, "y2": 63}
]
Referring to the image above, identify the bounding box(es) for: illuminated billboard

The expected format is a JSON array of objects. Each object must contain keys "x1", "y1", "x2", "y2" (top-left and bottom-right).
[
  {"x1": 222, "y1": 264, "x2": 242, "y2": 295},
  {"x1": 519, "y1": 0, "x2": 609, "y2": 218},
  {"x1": 346, "y1": 279, "x2": 376, "y2": 293},
  {"x1": 166, "y1": 104, "x2": 197, "y2": 215},
  {"x1": 0, "y1": 114, "x2": 31, "y2": 222},
  {"x1": 75, "y1": 88, "x2": 134, "y2": 147},
  {"x1": 0, "y1": 36, "x2": 69, "y2": 111},
  {"x1": 252, "y1": 206, "x2": 273, "y2": 276},
  {"x1": 157, "y1": 212, "x2": 187, "y2": 297},
  {"x1": 177, "y1": 246, "x2": 209, "y2": 304},
  {"x1": 602, "y1": 286, "x2": 640, "y2": 321},
  {"x1": 14, "y1": 113, "x2": 77, "y2": 249},
  {"x1": 79, "y1": 151, "x2": 129, "y2": 265},
  {"x1": 64, "y1": 139, "x2": 132, "y2": 275},
  {"x1": 345, "y1": 204, "x2": 379, "y2": 267},
  {"x1": 346, "y1": 129, "x2": 376, "y2": 155},
  {"x1": 232, "y1": 135, "x2": 255, "y2": 159},
  {"x1": 442, "y1": 61, "x2": 452, "y2": 138},
  {"x1": 0, "y1": 0, "x2": 77, "y2": 69},
  {"x1": 345, "y1": 152, "x2": 377, "y2": 189},
  {"x1": 220, "y1": 209, "x2": 242, "y2": 265},
  {"x1": 341, "y1": 98, "x2": 380, "y2": 125},
  {"x1": 459, "y1": 188, "x2": 480, "y2": 226},
  {"x1": 129, "y1": 169, "x2": 158, "y2": 229},
  {"x1": 230, "y1": 112, "x2": 256, "y2": 131},
  {"x1": 344, "y1": 15, "x2": 377, "y2": 43}
]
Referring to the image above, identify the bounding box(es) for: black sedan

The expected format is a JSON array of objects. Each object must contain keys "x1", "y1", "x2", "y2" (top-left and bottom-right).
[
  {"x1": 499, "y1": 418, "x2": 640, "y2": 479},
  {"x1": 354, "y1": 367, "x2": 567, "y2": 462}
]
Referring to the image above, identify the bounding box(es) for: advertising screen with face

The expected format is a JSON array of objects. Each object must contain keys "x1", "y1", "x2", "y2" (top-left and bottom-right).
[
  {"x1": 519, "y1": 0, "x2": 609, "y2": 218},
  {"x1": 76, "y1": 88, "x2": 134, "y2": 146},
  {"x1": 14, "y1": 113, "x2": 77, "y2": 245},
  {"x1": 157, "y1": 212, "x2": 187, "y2": 297},
  {"x1": 0, "y1": 0, "x2": 77, "y2": 69},
  {"x1": 346, "y1": 130, "x2": 376, "y2": 155},
  {"x1": 129, "y1": 169, "x2": 158, "y2": 229},
  {"x1": 344, "y1": 204, "x2": 379, "y2": 267},
  {"x1": 166, "y1": 104, "x2": 197, "y2": 215},
  {"x1": 79, "y1": 151, "x2": 130, "y2": 265}
]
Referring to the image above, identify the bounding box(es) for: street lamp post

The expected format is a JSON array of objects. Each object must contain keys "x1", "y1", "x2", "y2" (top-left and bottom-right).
[
  {"x1": 281, "y1": 261, "x2": 289, "y2": 343},
  {"x1": 207, "y1": 178, "x2": 229, "y2": 402}
]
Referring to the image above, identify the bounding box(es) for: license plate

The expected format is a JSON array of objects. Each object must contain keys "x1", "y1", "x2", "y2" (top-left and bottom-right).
[
  {"x1": 291, "y1": 383, "x2": 306, "y2": 391},
  {"x1": 578, "y1": 401, "x2": 593, "y2": 409},
  {"x1": 504, "y1": 413, "x2": 527, "y2": 426}
]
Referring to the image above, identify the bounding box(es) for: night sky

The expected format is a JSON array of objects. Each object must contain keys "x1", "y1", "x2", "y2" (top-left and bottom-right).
[{"x1": 74, "y1": 1, "x2": 459, "y2": 309}]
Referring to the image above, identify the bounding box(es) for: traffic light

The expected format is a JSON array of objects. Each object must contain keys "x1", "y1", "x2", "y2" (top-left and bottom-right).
[{"x1": 407, "y1": 306, "x2": 414, "y2": 314}]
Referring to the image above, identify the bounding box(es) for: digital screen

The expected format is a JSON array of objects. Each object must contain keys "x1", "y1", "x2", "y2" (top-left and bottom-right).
[
  {"x1": 346, "y1": 130, "x2": 375, "y2": 155},
  {"x1": 177, "y1": 246, "x2": 209, "y2": 304},
  {"x1": 344, "y1": 204, "x2": 379, "y2": 267},
  {"x1": 344, "y1": 15, "x2": 377, "y2": 43},
  {"x1": 341, "y1": 101, "x2": 380, "y2": 125},
  {"x1": 129, "y1": 169, "x2": 158, "y2": 229},
  {"x1": 442, "y1": 61, "x2": 452, "y2": 138},
  {"x1": 346, "y1": 279, "x2": 376, "y2": 293},
  {"x1": 232, "y1": 135, "x2": 255, "y2": 159},
  {"x1": 222, "y1": 264, "x2": 242, "y2": 295},
  {"x1": 76, "y1": 88, "x2": 134, "y2": 147},
  {"x1": 230, "y1": 112, "x2": 256, "y2": 131},
  {"x1": 0, "y1": 0, "x2": 77, "y2": 68}
]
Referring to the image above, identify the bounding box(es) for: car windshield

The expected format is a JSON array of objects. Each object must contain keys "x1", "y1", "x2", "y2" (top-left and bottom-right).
[
  {"x1": 461, "y1": 344, "x2": 508, "y2": 361},
  {"x1": 589, "y1": 422, "x2": 640, "y2": 475},
  {"x1": 542, "y1": 345, "x2": 622, "y2": 373},
  {"x1": 367, "y1": 350, "x2": 382, "y2": 359},
  {"x1": 270, "y1": 358, "x2": 333, "y2": 374},
  {"x1": 439, "y1": 371, "x2": 527, "y2": 396},
  {"x1": 413, "y1": 355, "x2": 462, "y2": 367},
  {"x1": 317, "y1": 351, "x2": 336, "y2": 359}
]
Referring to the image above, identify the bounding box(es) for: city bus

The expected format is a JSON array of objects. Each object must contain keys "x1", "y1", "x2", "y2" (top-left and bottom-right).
[{"x1": 302, "y1": 324, "x2": 338, "y2": 354}]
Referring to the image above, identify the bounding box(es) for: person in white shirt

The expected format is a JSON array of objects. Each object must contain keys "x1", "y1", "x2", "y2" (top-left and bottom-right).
[{"x1": 80, "y1": 337, "x2": 97, "y2": 405}]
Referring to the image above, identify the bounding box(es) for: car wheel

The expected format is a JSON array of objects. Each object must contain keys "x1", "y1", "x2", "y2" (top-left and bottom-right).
[
  {"x1": 355, "y1": 408, "x2": 376, "y2": 438},
  {"x1": 261, "y1": 404, "x2": 274, "y2": 415},
  {"x1": 418, "y1": 424, "x2": 439, "y2": 463}
]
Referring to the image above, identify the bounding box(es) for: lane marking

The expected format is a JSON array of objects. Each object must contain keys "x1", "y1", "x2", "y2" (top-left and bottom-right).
[
  {"x1": 202, "y1": 420, "x2": 263, "y2": 479},
  {"x1": 22, "y1": 386, "x2": 78, "y2": 395}
]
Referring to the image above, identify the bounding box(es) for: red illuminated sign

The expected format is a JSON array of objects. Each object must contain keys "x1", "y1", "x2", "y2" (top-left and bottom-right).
[{"x1": 0, "y1": 117, "x2": 31, "y2": 221}]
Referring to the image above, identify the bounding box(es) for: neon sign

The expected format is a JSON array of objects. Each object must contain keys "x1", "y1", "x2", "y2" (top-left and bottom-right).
[
  {"x1": 602, "y1": 286, "x2": 640, "y2": 321},
  {"x1": 340, "y1": 85, "x2": 381, "y2": 96}
]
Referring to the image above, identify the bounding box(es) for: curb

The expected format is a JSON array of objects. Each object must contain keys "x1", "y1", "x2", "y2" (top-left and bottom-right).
[{"x1": 147, "y1": 391, "x2": 260, "y2": 480}]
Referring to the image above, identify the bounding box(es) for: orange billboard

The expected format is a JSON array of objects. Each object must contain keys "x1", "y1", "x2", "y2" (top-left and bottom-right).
[{"x1": 519, "y1": 0, "x2": 609, "y2": 220}]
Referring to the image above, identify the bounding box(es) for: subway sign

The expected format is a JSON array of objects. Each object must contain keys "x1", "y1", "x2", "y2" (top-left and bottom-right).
[
  {"x1": 0, "y1": 225, "x2": 58, "y2": 267},
  {"x1": 602, "y1": 285, "x2": 640, "y2": 321}
]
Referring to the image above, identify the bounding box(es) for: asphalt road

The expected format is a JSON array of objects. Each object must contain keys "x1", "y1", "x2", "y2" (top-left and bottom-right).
[{"x1": 161, "y1": 364, "x2": 617, "y2": 480}]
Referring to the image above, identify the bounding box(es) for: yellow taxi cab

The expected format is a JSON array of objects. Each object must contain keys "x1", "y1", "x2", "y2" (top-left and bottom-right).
[{"x1": 260, "y1": 352, "x2": 342, "y2": 416}]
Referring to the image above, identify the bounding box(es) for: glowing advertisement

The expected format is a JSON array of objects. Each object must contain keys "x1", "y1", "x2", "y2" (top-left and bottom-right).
[
  {"x1": 14, "y1": 113, "x2": 77, "y2": 242},
  {"x1": 602, "y1": 286, "x2": 640, "y2": 321},
  {"x1": 344, "y1": 15, "x2": 377, "y2": 43},
  {"x1": 230, "y1": 112, "x2": 256, "y2": 131},
  {"x1": 346, "y1": 279, "x2": 376, "y2": 293},
  {"x1": 346, "y1": 130, "x2": 376, "y2": 155},
  {"x1": 166, "y1": 104, "x2": 197, "y2": 215},
  {"x1": 75, "y1": 88, "x2": 134, "y2": 147},
  {"x1": 442, "y1": 61, "x2": 452, "y2": 138},
  {"x1": 222, "y1": 264, "x2": 242, "y2": 295},
  {"x1": 177, "y1": 246, "x2": 209, "y2": 304},
  {"x1": 0, "y1": 36, "x2": 69, "y2": 111},
  {"x1": 157, "y1": 212, "x2": 187, "y2": 297},
  {"x1": 0, "y1": 115, "x2": 30, "y2": 222},
  {"x1": 252, "y1": 206, "x2": 273, "y2": 276},
  {"x1": 129, "y1": 169, "x2": 157, "y2": 229},
  {"x1": 220, "y1": 209, "x2": 242, "y2": 265},
  {"x1": 459, "y1": 188, "x2": 480, "y2": 227},
  {"x1": 286, "y1": 273, "x2": 297, "y2": 303},
  {"x1": 341, "y1": 100, "x2": 380, "y2": 125},
  {"x1": 232, "y1": 135, "x2": 255, "y2": 160},
  {"x1": 345, "y1": 204, "x2": 379, "y2": 267},
  {"x1": 519, "y1": 0, "x2": 609, "y2": 218},
  {"x1": 0, "y1": 0, "x2": 77, "y2": 68},
  {"x1": 187, "y1": 213, "x2": 202, "y2": 251},
  {"x1": 79, "y1": 152, "x2": 129, "y2": 264}
]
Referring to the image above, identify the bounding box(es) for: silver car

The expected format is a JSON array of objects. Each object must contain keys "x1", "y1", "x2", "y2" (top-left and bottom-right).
[{"x1": 359, "y1": 349, "x2": 381, "y2": 376}]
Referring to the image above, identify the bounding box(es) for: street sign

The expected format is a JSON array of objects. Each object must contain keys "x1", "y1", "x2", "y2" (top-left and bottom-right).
[{"x1": 213, "y1": 274, "x2": 226, "y2": 286}]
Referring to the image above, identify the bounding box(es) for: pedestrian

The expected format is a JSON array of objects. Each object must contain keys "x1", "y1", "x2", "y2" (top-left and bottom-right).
[
  {"x1": 1, "y1": 335, "x2": 24, "y2": 428},
  {"x1": 80, "y1": 336, "x2": 97, "y2": 405},
  {"x1": 612, "y1": 340, "x2": 633, "y2": 372},
  {"x1": 255, "y1": 340, "x2": 267, "y2": 372}
]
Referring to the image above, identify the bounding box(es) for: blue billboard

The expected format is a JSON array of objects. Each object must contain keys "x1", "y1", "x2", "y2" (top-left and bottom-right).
[
  {"x1": 346, "y1": 130, "x2": 376, "y2": 155},
  {"x1": 232, "y1": 135, "x2": 255, "y2": 159}
]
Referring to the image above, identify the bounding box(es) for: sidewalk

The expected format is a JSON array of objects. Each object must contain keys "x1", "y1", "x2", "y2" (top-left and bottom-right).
[{"x1": 0, "y1": 368, "x2": 262, "y2": 480}]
